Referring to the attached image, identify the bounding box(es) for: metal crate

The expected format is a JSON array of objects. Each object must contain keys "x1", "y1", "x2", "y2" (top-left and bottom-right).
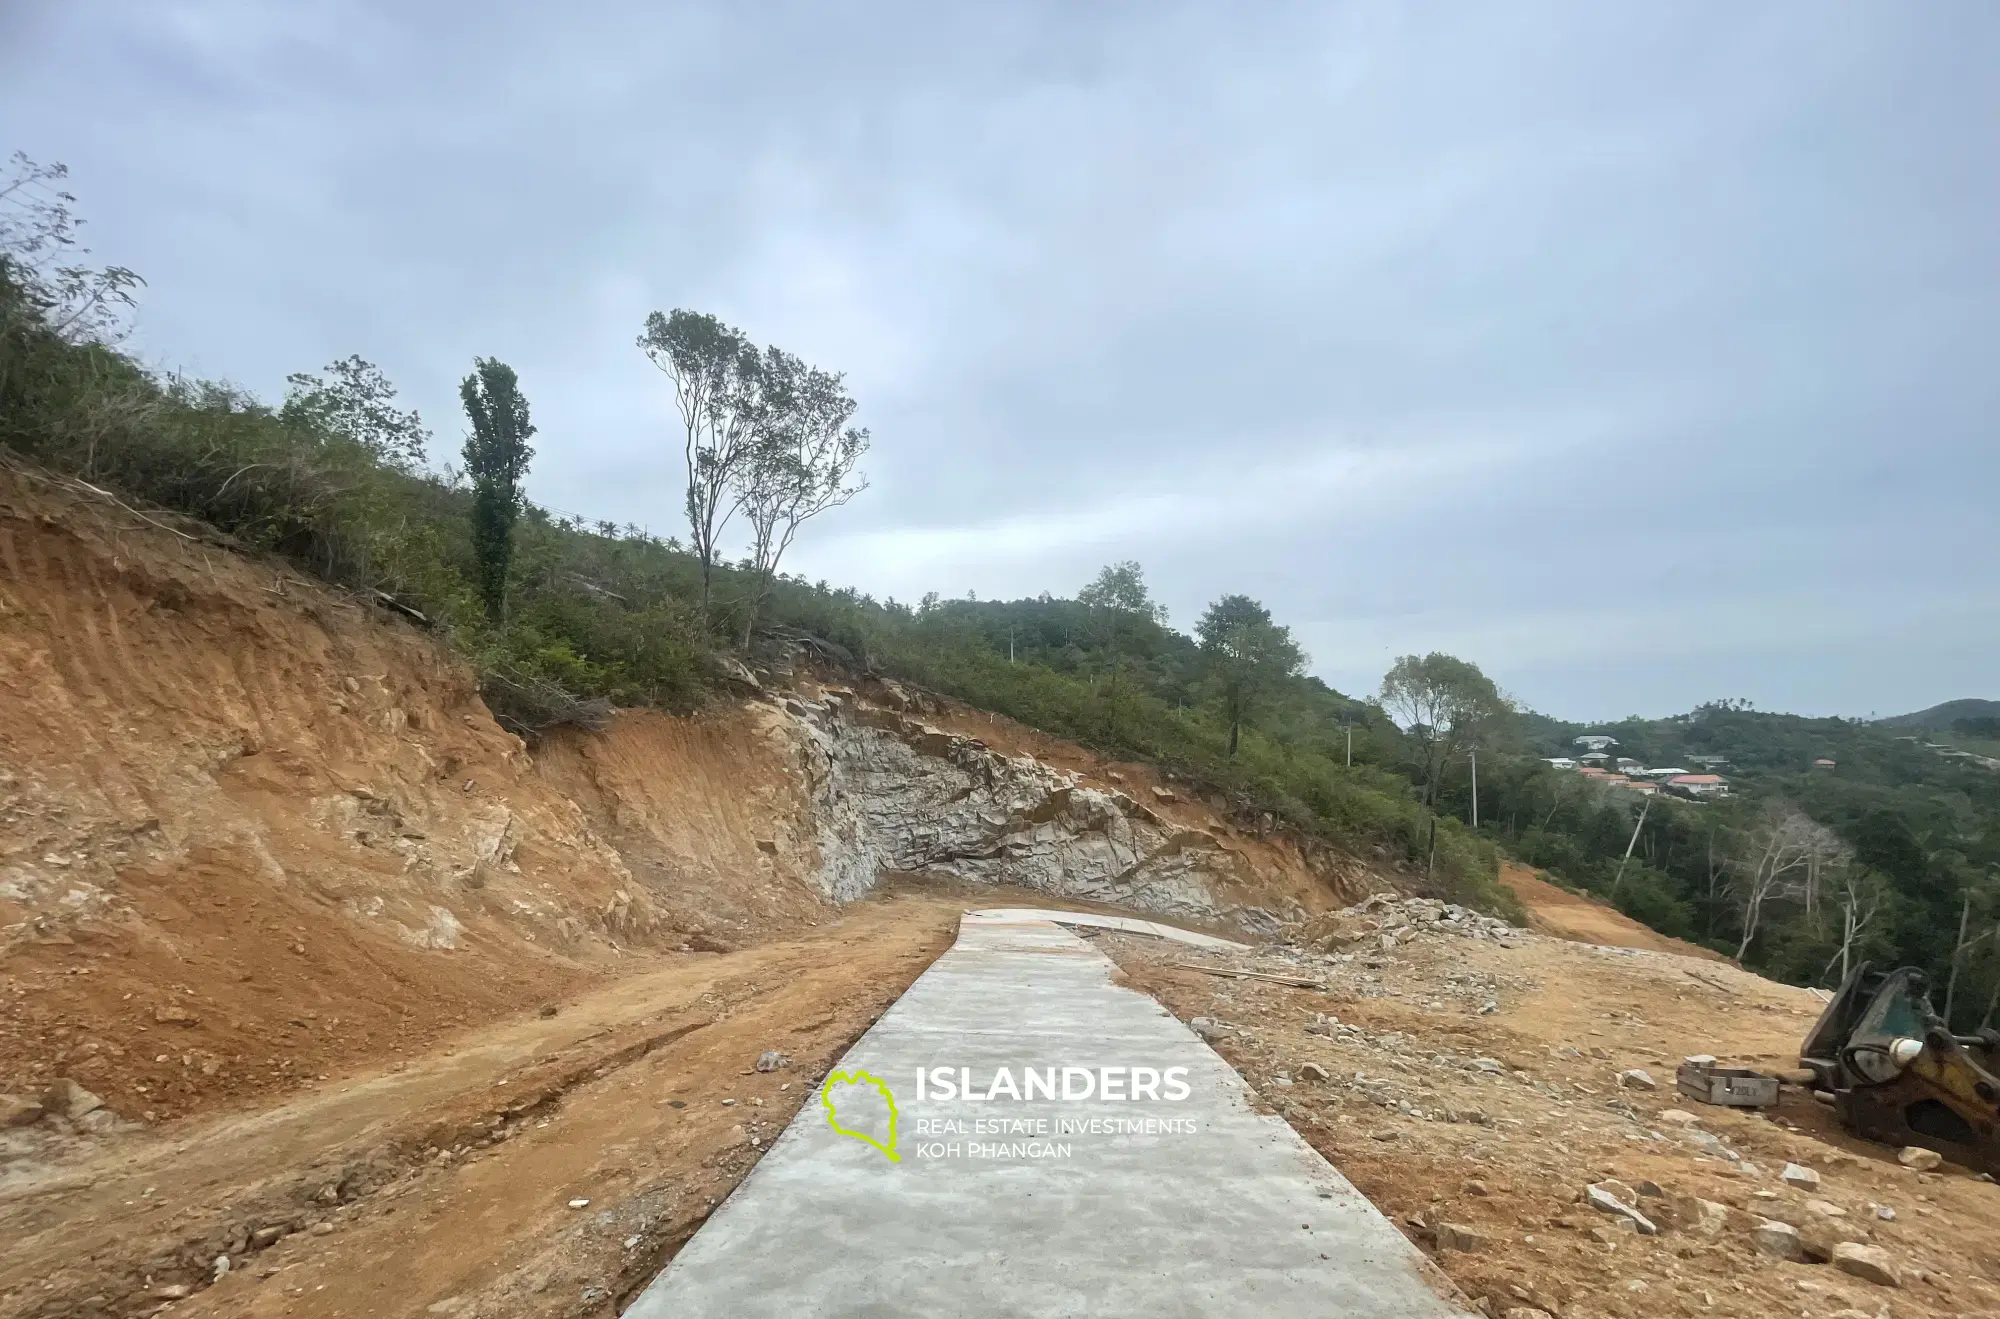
[{"x1": 1677, "y1": 1056, "x2": 1780, "y2": 1108}]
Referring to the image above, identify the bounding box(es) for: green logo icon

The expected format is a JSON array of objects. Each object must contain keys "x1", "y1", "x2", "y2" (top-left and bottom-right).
[{"x1": 822, "y1": 1069, "x2": 901, "y2": 1162}]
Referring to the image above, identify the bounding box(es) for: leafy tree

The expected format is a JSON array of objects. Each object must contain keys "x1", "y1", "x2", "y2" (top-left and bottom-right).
[
  {"x1": 282, "y1": 355, "x2": 431, "y2": 472},
  {"x1": 1195, "y1": 594, "x2": 1305, "y2": 757},
  {"x1": 460, "y1": 358, "x2": 535, "y2": 623},
  {"x1": 1378, "y1": 652, "x2": 1509, "y2": 806},
  {"x1": 0, "y1": 152, "x2": 142, "y2": 344},
  {"x1": 637, "y1": 308, "x2": 761, "y2": 626},
  {"x1": 733, "y1": 345, "x2": 869, "y2": 647}
]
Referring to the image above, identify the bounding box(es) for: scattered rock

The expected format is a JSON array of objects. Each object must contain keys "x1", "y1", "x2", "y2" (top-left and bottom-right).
[
  {"x1": 251, "y1": 1226, "x2": 286, "y2": 1248},
  {"x1": 41, "y1": 1077, "x2": 104, "y2": 1120},
  {"x1": 754, "y1": 1051, "x2": 791, "y2": 1073},
  {"x1": 1751, "y1": 1219, "x2": 1805, "y2": 1261},
  {"x1": 1464, "y1": 1179, "x2": 1490, "y2": 1197},
  {"x1": 1896, "y1": 1146, "x2": 1942, "y2": 1172},
  {"x1": 1150, "y1": 786, "x2": 1177, "y2": 803},
  {"x1": 537, "y1": 1004, "x2": 559, "y2": 1018},
  {"x1": 1617, "y1": 1068, "x2": 1657, "y2": 1092},
  {"x1": 1873, "y1": 1205, "x2": 1896, "y2": 1222},
  {"x1": 1831, "y1": 1242, "x2": 1901, "y2": 1288},
  {"x1": 568, "y1": 1198, "x2": 591, "y2": 1210},
  {"x1": 1781, "y1": 1162, "x2": 1821, "y2": 1189},
  {"x1": 1633, "y1": 1179, "x2": 1665, "y2": 1198},
  {"x1": 154, "y1": 1284, "x2": 193, "y2": 1300},
  {"x1": 1686, "y1": 1198, "x2": 1731, "y2": 1236},
  {"x1": 1190, "y1": 1017, "x2": 1230, "y2": 1043},
  {"x1": 1656, "y1": 1108, "x2": 1700, "y2": 1126},
  {"x1": 1296, "y1": 1062, "x2": 1329, "y2": 1083},
  {"x1": 1433, "y1": 1222, "x2": 1489, "y2": 1253},
  {"x1": 0, "y1": 1094, "x2": 44, "y2": 1127},
  {"x1": 1472, "y1": 1058, "x2": 1505, "y2": 1074},
  {"x1": 154, "y1": 1004, "x2": 199, "y2": 1026},
  {"x1": 1586, "y1": 1184, "x2": 1657, "y2": 1235},
  {"x1": 1804, "y1": 1198, "x2": 1846, "y2": 1219},
  {"x1": 1502, "y1": 1310, "x2": 1552, "y2": 1319}
]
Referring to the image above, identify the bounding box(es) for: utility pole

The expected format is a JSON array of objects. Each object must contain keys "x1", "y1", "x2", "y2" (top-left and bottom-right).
[
  {"x1": 1345, "y1": 723, "x2": 1353, "y2": 767},
  {"x1": 1469, "y1": 747, "x2": 1479, "y2": 829},
  {"x1": 1611, "y1": 795, "x2": 1652, "y2": 896}
]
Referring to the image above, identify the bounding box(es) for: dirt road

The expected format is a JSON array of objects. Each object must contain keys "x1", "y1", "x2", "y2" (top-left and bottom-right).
[{"x1": 1, "y1": 895, "x2": 963, "y2": 1319}]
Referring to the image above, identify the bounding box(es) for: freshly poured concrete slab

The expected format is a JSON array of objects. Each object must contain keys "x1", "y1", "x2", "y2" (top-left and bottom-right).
[
  {"x1": 966, "y1": 905, "x2": 1250, "y2": 950},
  {"x1": 624, "y1": 912, "x2": 1467, "y2": 1318}
]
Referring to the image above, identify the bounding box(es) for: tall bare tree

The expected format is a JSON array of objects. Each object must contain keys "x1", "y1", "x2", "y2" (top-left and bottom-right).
[
  {"x1": 637, "y1": 309, "x2": 762, "y2": 625},
  {"x1": 1078, "y1": 562, "x2": 1167, "y2": 738},
  {"x1": 1732, "y1": 804, "x2": 1846, "y2": 962},
  {"x1": 1820, "y1": 865, "x2": 1887, "y2": 985},
  {"x1": 1378, "y1": 653, "x2": 1509, "y2": 807},
  {"x1": 733, "y1": 346, "x2": 869, "y2": 647}
]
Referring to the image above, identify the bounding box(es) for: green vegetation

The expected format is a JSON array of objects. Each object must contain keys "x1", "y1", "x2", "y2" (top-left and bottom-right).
[{"x1": 1474, "y1": 704, "x2": 2000, "y2": 1030}]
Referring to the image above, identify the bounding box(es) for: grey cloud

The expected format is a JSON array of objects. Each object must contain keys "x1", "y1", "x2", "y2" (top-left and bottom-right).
[{"x1": 3, "y1": 0, "x2": 1994, "y2": 718}]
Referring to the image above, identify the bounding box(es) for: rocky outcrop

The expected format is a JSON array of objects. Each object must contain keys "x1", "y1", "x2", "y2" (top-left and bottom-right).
[{"x1": 784, "y1": 692, "x2": 1294, "y2": 928}]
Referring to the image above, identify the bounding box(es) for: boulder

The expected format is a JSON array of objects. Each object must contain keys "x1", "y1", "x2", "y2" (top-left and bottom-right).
[
  {"x1": 1617, "y1": 1068, "x2": 1658, "y2": 1092},
  {"x1": 1656, "y1": 1108, "x2": 1700, "y2": 1126},
  {"x1": 754, "y1": 1051, "x2": 791, "y2": 1073},
  {"x1": 0, "y1": 1094, "x2": 44, "y2": 1128},
  {"x1": 1685, "y1": 1197, "x2": 1731, "y2": 1236},
  {"x1": 1751, "y1": 1220, "x2": 1805, "y2": 1260},
  {"x1": 1585, "y1": 1185, "x2": 1657, "y2": 1235},
  {"x1": 1780, "y1": 1162, "x2": 1821, "y2": 1189},
  {"x1": 1297, "y1": 1062, "x2": 1329, "y2": 1083},
  {"x1": 41, "y1": 1077, "x2": 104, "y2": 1121},
  {"x1": 1896, "y1": 1146, "x2": 1942, "y2": 1172},
  {"x1": 1831, "y1": 1242, "x2": 1901, "y2": 1288},
  {"x1": 1433, "y1": 1222, "x2": 1489, "y2": 1253}
]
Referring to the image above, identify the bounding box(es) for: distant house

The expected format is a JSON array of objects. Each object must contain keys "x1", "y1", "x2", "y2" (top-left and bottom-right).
[
  {"x1": 1614, "y1": 757, "x2": 1643, "y2": 772},
  {"x1": 1640, "y1": 767, "x2": 1689, "y2": 779},
  {"x1": 1574, "y1": 735, "x2": 1618, "y2": 752},
  {"x1": 1616, "y1": 779, "x2": 1660, "y2": 794},
  {"x1": 1688, "y1": 754, "x2": 1731, "y2": 769},
  {"x1": 1668, "y1": 773, "x2": 1729, "y2": 797},
  {"x1": 1577, "y1": 767, "x2": 1615, "y2": 780},
  {"x1": 1542, "y1": 757, "x2": 1578, "y2": 770},
  {"x1": 1812, "y1": 758, "x2": 1836, "y2": 770},
  {"x1": 1579, "y1": 752, "x2": 1611, "y2": 764}
]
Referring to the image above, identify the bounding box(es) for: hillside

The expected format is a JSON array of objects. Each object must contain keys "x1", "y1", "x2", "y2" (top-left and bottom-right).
[{"x1": 1879, "y1": 697, "x2": 2000, "y2": 730}]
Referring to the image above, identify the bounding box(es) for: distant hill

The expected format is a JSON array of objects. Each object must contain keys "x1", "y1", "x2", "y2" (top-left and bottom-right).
[{"x1": 1879, "y1": 698, "x2": 2000, "y2": 730}]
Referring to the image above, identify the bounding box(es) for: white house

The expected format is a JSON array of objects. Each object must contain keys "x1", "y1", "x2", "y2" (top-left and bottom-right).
[
  {"x1": 1542, "y1": 757, "x2": 1578, "y2": 770},
  {"x1": 1579, "y1": 752, "x2": 1611, "y2": 764},
  {"x1": 1574, "y1": 735, "x2": 1619, "y2": 752}
]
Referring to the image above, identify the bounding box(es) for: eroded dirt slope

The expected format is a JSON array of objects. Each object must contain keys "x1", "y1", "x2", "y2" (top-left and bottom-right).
[
  {"x1": 1499, "y1": 863, "x2": 1726, "y2": 962},
  {"x1": 0, "y1": 468, "x2": 832, "y2": 1127}
]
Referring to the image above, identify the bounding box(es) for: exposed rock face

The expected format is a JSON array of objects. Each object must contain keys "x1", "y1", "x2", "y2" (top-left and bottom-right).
[{"x1": 790, "y1": 699, "x2": 1284, "y2": 926}]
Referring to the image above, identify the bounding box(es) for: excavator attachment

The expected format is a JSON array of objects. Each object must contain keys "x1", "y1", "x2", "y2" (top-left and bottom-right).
[{"x1": 1800, "y1": 962, "x2": 2000, "y2": 1175}]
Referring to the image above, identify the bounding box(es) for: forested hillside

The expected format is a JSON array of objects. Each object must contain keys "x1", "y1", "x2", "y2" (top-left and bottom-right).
[{"x1": 8, "y1": 152, "x2": 1992, "y2": 1023}]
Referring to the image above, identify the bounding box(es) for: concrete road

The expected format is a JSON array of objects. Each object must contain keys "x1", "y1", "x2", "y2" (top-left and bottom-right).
[{"x1": 624, "y1": 910, "x2": 1469, "y2": 1317}]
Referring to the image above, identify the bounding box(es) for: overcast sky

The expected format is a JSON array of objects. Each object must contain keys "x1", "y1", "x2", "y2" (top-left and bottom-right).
[{"x1": 5, "y1": 1, "x2": 1995, "y2": 720}]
